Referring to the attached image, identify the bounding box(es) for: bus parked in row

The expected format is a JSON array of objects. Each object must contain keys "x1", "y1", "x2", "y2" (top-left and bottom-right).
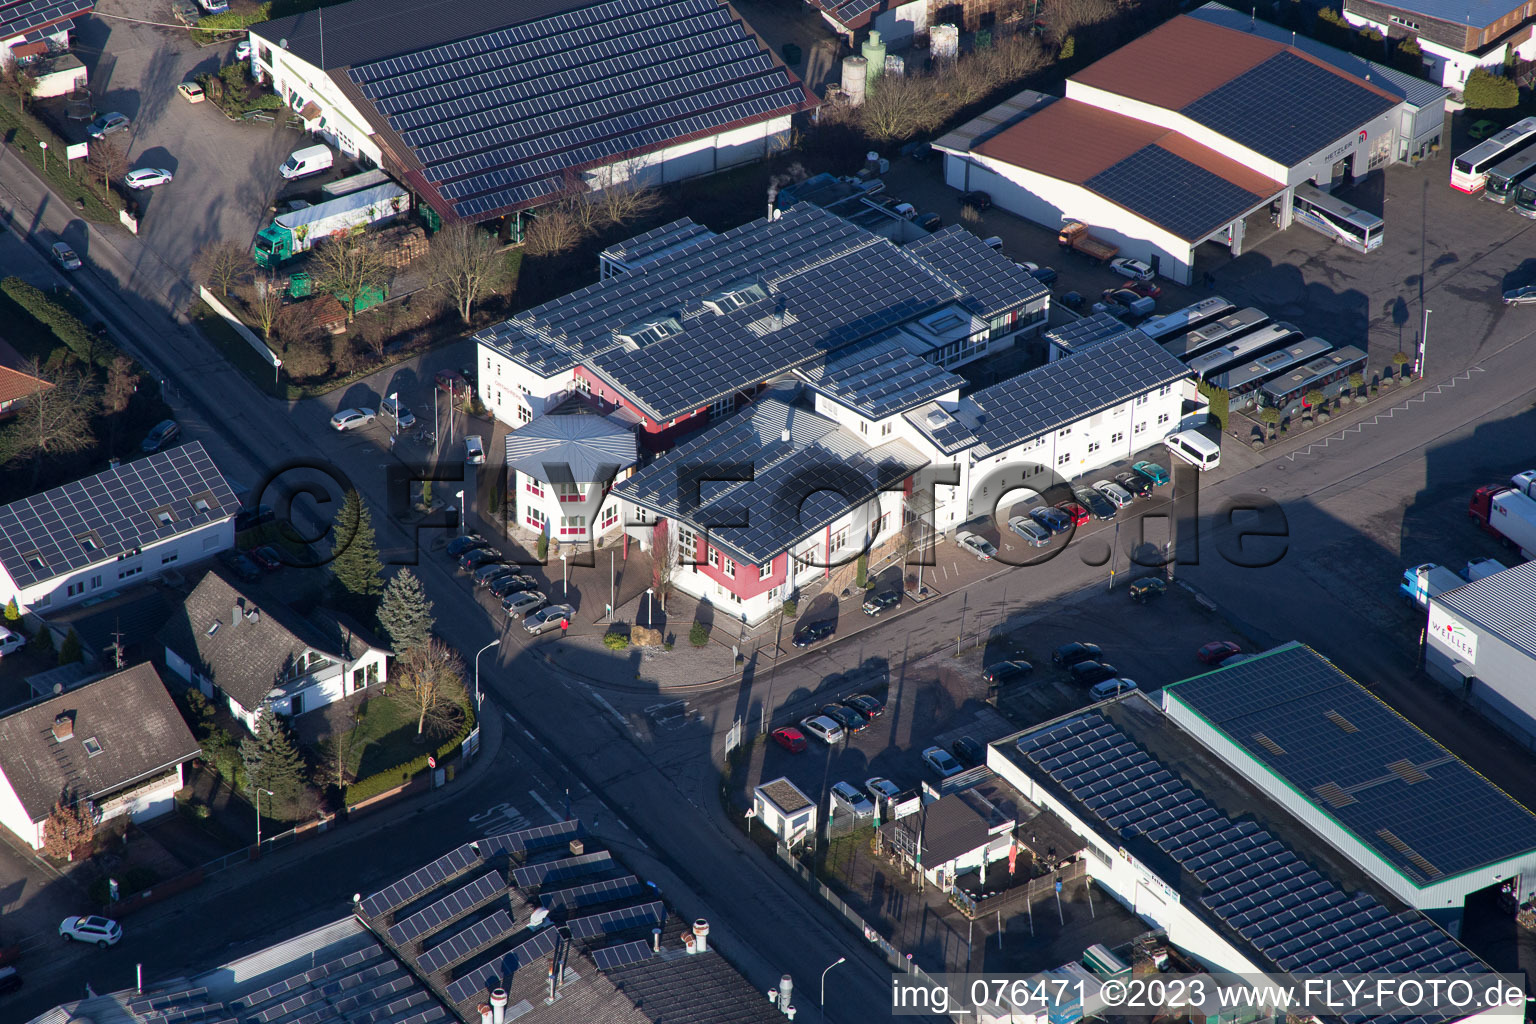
[{"x1": 1451, "y1": 117, "x2": 1536, "y2": 193}]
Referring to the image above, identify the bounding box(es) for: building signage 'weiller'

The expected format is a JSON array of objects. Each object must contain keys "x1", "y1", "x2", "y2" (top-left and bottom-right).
[{"x1": 1428, "y1": 603, "x2": 1478, "y2": 665}]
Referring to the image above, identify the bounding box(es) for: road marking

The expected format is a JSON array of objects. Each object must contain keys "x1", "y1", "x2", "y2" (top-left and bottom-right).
[
  {"x1": 521, "y1": 728, "x2": 537, "y2": 743},
  {"x1": 588, "y1": 688, "x2": 633, "y2": 733},
  {"x1": 1285, "y1": 367, "x2": 1484, "y2": 462},
  {"x1": 528, "y1": 789, "x2": 562, "y2": 822}
]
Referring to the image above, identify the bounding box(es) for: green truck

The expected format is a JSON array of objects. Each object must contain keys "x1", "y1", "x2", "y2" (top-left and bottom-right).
[{"x1": 253, "y1": 182, "x2": 409, "y2": 267}]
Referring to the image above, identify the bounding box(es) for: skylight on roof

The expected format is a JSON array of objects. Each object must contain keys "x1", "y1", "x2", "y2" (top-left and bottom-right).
[
  {"x1": 82, "y1": 737, "x2": 103, "y2": 757},
  {"x1": 23, "y1": 550, "x2": 45, "y2": 572},
  {"x1": 702, "y1": 280, "x2": 767, "y2": 315}
]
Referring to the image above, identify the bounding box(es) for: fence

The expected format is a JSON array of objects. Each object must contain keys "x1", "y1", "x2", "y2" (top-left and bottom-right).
[
  {"x1": 948, "y1": 858, "x2": 1087, "y2": 919},
  {"x1": 198, "y1": 285, "x2": 281, "y2": 373}
]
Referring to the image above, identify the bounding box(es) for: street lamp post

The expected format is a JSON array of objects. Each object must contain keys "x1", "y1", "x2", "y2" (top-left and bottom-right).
[
  {"x1": 389, "y1": 392, "x2": 399, "y2": 439},
  {"x1": 456, "y1": 490, "x2": 465, "y2": 536},
  {"x1": 820, "y1": 956, "x2": 847, "y2": 1011},
  {"x1": 1416, "y1": 307, "x2": 1432, "y2": 379},
  {"x1": 255, "y1": 787, "x2": 274, "y2": 849},
  {"x1": 560, "y1": 552, "x2": 568, "y2": 598},
  {"x1": 474, "y1": 638, "x2": 501, "y2": 710},
  {"x1": 645, "y1": 587, "x2": 654, "y2": 627}
]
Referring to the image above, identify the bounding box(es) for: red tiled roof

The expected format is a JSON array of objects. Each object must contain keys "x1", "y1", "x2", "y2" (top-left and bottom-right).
[
  {"x1": 1070, "y1": 15, "x2": 1399, "y2": 110},
  {"x1": 973, "y1": 98, "x2": 1277, "y2": 197},
  {"x1": 0, "y1": 363, "x2": 49, "y2": 406}
]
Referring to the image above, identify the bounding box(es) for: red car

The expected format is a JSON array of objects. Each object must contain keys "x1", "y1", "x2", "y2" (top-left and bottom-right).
[
  {"x1": 1198, "y1": 641, "x2": 1242, "y2": 665},
  {"x1": 247, "y1": 545, "x2": 284, "y2": 572},
  {"x1": 772, "y1": 727, "x2": 807, "y2": 753},
  {"x1": 1127, "y1": 281, "x2": 1162, "y2": 300},
  {"x1": 1056, "y1": 501, "x2": 1090, "y2": 527}
]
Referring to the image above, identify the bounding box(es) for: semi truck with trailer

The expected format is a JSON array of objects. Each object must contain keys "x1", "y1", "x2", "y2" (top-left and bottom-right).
[
  {"x1": 252, "y1": 182, "x2": 409, "y2": 267},
  {"x1": 1057, "y1": 221, "x2": 1119, "y2": 263},
  {"x1": 1400, "y1": 563, "x2": 1466, "y2": 608},
  {"x1": 1469, "y1": 483, "x2": 1536, "y2": 559}
]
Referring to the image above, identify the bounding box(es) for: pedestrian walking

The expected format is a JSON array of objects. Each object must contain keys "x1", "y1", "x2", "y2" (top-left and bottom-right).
[{"x1": 560, "y1": 617, "x2": 569, "y2": 636}]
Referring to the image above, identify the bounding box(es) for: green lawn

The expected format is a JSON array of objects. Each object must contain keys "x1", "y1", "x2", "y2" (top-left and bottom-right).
[
  {"x1": 0, "y1": 103, "x2": 119, "y2": 223},
  {"x1": 346, "y1": 693, "x2": 433, "y2": 780},
  {"x1": 189, "y1": 300, "x2": 287, "y2": 398}
]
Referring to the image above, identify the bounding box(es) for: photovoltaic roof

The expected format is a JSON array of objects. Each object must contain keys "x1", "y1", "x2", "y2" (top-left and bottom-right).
[
  {"x1": 315, "y1": 0, "x2": 816, "y2": 222},
  {"x1": 1042, "y1": 312, "x2": 1142, "y2": 353},
  {"x1": 0, "y1": 0, "x2": 91, "y2": 38},
  {"x1": 1014, "y1": 713, "x2": 1487, "y2": 1011},
  {"x1": 1164, "y1": 642, "x2": 1536, "y2": 884},
  {"x1": 1179, "y1": 50, "x2": 1398, "y2": 166},
  {"x1": 1086, "y1": 144, "x2": 1273, "y2": 241},
  {"x1": 0, "y1": 442, "x2": 236, "y2": 590}
]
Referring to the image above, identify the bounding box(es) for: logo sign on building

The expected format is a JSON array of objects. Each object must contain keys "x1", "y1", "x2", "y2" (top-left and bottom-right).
[{"x1": 1428, "y1": 604, "x2": 1477, "y2": 664}]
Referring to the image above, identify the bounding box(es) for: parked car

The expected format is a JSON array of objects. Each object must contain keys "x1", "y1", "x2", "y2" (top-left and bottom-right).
[
  {"x1": 60, "y1": 916, "x2": 121, "y2": 948},
  {"x1": 1069, "y1": 661, "x2": 1120, "y2": 687},
  {"x1": 820, "y1": 703, "x2": 867, "y2": 733},
  {"x1": 524, "y1": 604, "x2": 574, "y2": 635},
  {"x1": 435, "y1": 368, "x2": 472, "y2": 399},
  {"x1": 772, "y1": 727, "x2": 807, "y2": 753},
  {"x1": 235, "y1": 38, "x2": 251, "y2": 61},
  {"x1": 248, "y1": 546, "x2": 284, "y2": 572},
  {"x1": 474, "y1": 563, "x2": 516, "y2": 587},
  {"x1": 1075, "y1": 488, "x2": 1117, "y2": 521},
  {"x1": 503, "y1": 591, "x2": 546, "y2": 617},
  {"x1": 1115, "y1": 471, "x2": 1152, "y2": 498},
  {"x1": 1126, "y1": 281, "x2": 1163, "y2": 299},
  {"x1": 1089, "y1": 678, "x2": 1139, "y2": 700},
  {"x1": 445, "y1": 533, "x2": 487, "y2": 557},
  {"x1": 1198, "y1": 640, "x2": 1243, "y2": 665},
  {"x1": 217, "y1": 549, "x2": 262, "y2": 583},
  {"x1": 330, "y1": 407, "x2": 376, "y2": 431},
  {"x1": 1110, "y1": 257, "x2": 1154, "y2": 281},
  {"x1": 1055, "y1": 501, "x2": 1090, "y2": 527},
  {"x1": 1504, "y1": 285, "x2": 1536, "y2": 306},
  {"x1": 951, "y1": 736, "x2": 985, "y2": 768},
  {"x1": 1008, "y1": 515, "x2": 1052, "y2": 547},
  {"x1": 830, "y1": 781, "x2": 875, "y2": 817},
  {"x1": 959, "y1": 190, "x2": 992, "y2": 211},
  {"x1": 1029, "y1": 505, "x2": 1072, "y2": 534},
  {"x1": 1093, "y1": 479, "x2": 1134, "y2": 509},
  {"x1": 1128, "y1": 576, "x2": 1166, "y2": 603},
  {"x1": 1026, "y1": 264, "x2": 1058, "y2": 285},
  {"x1": 866, "y1": 777, "x2": 902, "y2": 803},
  {"x1": 893, "y1": 202, "x2": 917, "y2": 219},
  {"x1": 51, "y1": 241, "x2": 82, "y2": 271},
  {"x1": 493, "y1": 575, "x2": 540, "y2": 598},
  {"x1": 177, "y1": 81, "x2": 205, "y2": 103},
  {"x1": 124, "y1": 168, "x2": 173, "y2": 190},
  {"x1": 379, "y1": 395, "x2": 416, "y2": 428},
  {"x1": 1060, "y1": 290, "x2": 1086, "y2": 310},
  {"x1": 915, "y1": 212, "x2": 943, "y2": 232},
  {"x1": 235, "y1": 504, "x2": 273, "y2": 531},
  {"x1": 862, "y1": 590, "x2": 900, "y2": 616},
  {"x1": 983, "y1": 660, "x2": 1033, "y2": 685},
  {"x1": 799, "y1": 715, "x2": 845, "y2": 745},
  {"x1": 1133, "y1": 460, "x2": 1169, "y2": 486},
  {"x1": 464, "y1": 435, "x2": 485, "y2": 465},
  {"x1": 140, "y1": 419, "x2": 181, "y2": 453},
  {"x1": 792, "y1": 620, "x2": 835, "y2": 648},
  {"x1": 842, "y1": 693, "x2": 884, "y2": 718},
  {"x1": 1468, "y1": 119, "x2": 1500, "y2": 140},
  {"x1": 1052, "y1": 642, "x2": 1102, "y2": 667},
  {"x1": 955, "y1": 531, "x2": 996, "y2": 560},
  {"x1": 922, "y1": 745, "x2": 963, "y2": 778},
  {"x1": 87, "y1": 112, "x2": 130, "y2": 138},
  {"x1": 459, "y1": 547, "x2": 503, "y2": 572},
  {"x1": 0, "y1": 626, "x2": 28, "y2": 658},
  {"x1": 0, "y1": 965, "x2": 20, "y2": 994}
]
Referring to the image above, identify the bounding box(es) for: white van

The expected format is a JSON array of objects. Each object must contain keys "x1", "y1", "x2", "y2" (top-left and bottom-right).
[
  {"x1": 1163, "y1": 430, "x2": 1221, "y2": 471},
  {"x1": 279, "y1": 144, "x2": 334, "y2": 180},
  {"x1": 0, "y1": 625, "x2": 27, "y2": 658}
]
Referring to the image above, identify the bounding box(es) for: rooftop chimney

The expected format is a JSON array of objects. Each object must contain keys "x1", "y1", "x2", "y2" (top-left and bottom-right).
[
  {"x1": 692, "y1": 919, "x2": 709, "y2": 954},
  {"x1": 52, "y1": 712, "x2": 75, "y2": 742},
  {"x1": 245, "y1": 608, "x2": 260, "y2": 623},
  {"x1": 232, "y1": 605, "x2": 242, "y2": 628},
  {"x1": 490, "y1": 989, "x2": 508, "y2": 1024},
  {"x1": 651, "y1": 927, "x2": 661, "y2": 952},
  {"x1": 478, "y1": 1005, "x2": 493, "y2": 1024},
  {"x1": 780, "y1": 429, "x2": 791, "y2": 443}
]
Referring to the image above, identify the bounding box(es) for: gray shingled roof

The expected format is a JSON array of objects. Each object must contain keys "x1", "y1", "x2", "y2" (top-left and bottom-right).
[
  {"x1": 882, "y1": 791, "x2": 1000, "y2": 865},
  {"x1": 613, "y1": 398, "x2": 928, "y2": 566},
  {"x1": 505, "y1": 413, "x2": 638, "y2": 485},
  {"x1": 156, "y1": 571, "x2": 385, "y2": 713},
  {"x1": 906, "y1": 330, "x2": 1192, "y2": 457},
  {"x1": 0, "y1": 663, "x2": 199, "y2": 822},
  {"x1": 1434, "y1": 560, "x2": 1536, "y2": 660},
  {"x1": 0, "y1": 442, "x2": 236, "y2": 590}
]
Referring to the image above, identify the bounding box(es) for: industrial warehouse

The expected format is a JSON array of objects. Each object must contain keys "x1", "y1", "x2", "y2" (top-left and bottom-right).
[{"x1": 935, "y1": 8, "x2": 1448, "y2": 283}]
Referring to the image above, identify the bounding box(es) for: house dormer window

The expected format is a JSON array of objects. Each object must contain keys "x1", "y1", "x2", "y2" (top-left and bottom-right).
[
  {"x1": 615, "y1": 313, "x2": 683, "y2": 349},
  {"x1": 188, "y1": 490, "x2": 216, "y2": 515},
  {"x1": 152, "y1": 506, "x2": 176, "y2": 528},
  {"x1": 76, "y1": 531, "x2": 103, "y2": 554},
  {"x1": 23, "y1": 550, "x2": 45, "y2": 572},
  {"x1": 702, "y1": 279, "x2": 767, "y2": 315}
]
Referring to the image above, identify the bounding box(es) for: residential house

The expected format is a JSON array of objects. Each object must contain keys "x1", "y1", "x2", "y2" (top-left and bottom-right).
[
  {"x1": 476, "y1": 204, "x2": 1051, "y2": 451},
  {"x1": 1, "y1": 0, "x2": 92, "y2": 63},
  {"x1": 1342, "y1": 0, "x2": 1536, "y2": 88},
  {"x1": 504, "y1": 402, "x2": 638, "y2": 544},
  {"x1": 879, "y1": 785, "x2": 1019, "y2": 890},
  {"x1": 246, "y1": 0, "x2": 814, "y2": 224},
  {"x1": 0, "y1": 443, "x2": 237, "y2": 614},
  {"x1": 0, "y1": 663, "x2": 200, "y2": 850},
  {"x1": 158, "y1": 571, "x2": 390, "y2": 730},
  {"x1": 0, "y1": 339, "x2": 51, "y2": 420}
]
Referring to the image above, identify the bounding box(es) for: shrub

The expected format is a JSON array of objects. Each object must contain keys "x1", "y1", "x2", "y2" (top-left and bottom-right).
[
  {"x1": 4, "y1": 597, "x2": 17, "y2": 621},
  {"x1": 855, "y1": 553, "x2": 868, "y2": 590},
  {"x1": 88, "y1": 866, "x2": 159, "y2": 907},
  {"x1": 781, "y1": 599, "x2": 797, "y2": 617},
  {"x1": 343, "y1": 727, "x2": 468, "y2": 805},
  {"x1": 536, "y1": 533, "x2": 549, "y2": 561},
  {"x1": 603, "y1": 632, "x2": 630, "y2": 650},
  {"x1": 1464, "y1": 67, "x2": 1518, "y2": 109},
  {"x1": 1, "y1": 277, "x2": 107, "y2": 366},
  {"x1": 689, "y1": 622, "x2": 709, "y2": 647},
  {"x1": 1197, "y1": 379, "x2": 1229, "y2": 431},
  {"x1": 1059, "y1": 35, "x2": 1075, "y2": 60}
]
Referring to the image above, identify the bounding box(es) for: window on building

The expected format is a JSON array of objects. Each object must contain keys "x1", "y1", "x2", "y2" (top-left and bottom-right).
[
  {"x1": 24, "y1": 550, "x2": 45, "y2": 572},
  {"x1": 90, "y1": 575, "x2": 102, "y2": 590},
  {"x1": 830, "y1": 526, "x2": 849, "y2": 552},
  {"x1": 1136, "y1": 395, "x2": 1148, "y2": 406},
  {"x1": 1057, "y1": 453, "x2": 1071, "y2": 466},
  {"x1": 67, "y1": 581, "x2": 84, "y2": 597},
  {"x1": 760, "y1": 561, "x2": 774, "y2": 580},
  {"x1": 526, "y1": 507, "x2": 548, "y2": 531},
  {"x1": 677, "y1": 526, "x2": 696, "y2": 559},
  {"x1": 708, "y1": 547, "x2": 719, "y2": 568},
  {"x1": 711, "y1": 394, "x2": 735, "y2": 419},
  {"x1": 601, "y1": 503, "x2": 619, "y2": 531},
  {"x1": 768, "y1": 586, "x2": 780, "y2": 602},
  {"x1": 1159, "y1": 384, "x2": 1173, "y2": 397},
  {"x1": 526, "y1": 479, "x2": 545, "y2": 499},
  {"x1": 881, "y1": 422, "x2": 892, "y2": 437},
  {"x1": 1087, "y1": 441, "x2": 1100, "y2": 454},
  {"x1": 1134, "y1": 422, "x2": 1146, "y2": 435},
  {"x1": 161, "y1": 552, "x2": 179, "y2": 565},
  {"x1": 517, "y1": 405, "x2": 532, "y2": 424},
  {"x1": 575, "y1": 376, "x2": 591, "y2": 395},
  {"x1": 76, "y1": 531, "x2": 101, "y2": 554},
  {"x1": 1111, "y1": 431, "x2": 1124, "y2": 444},
  {"x1": 118, "y1": 565, "x2": 143, "y2": 580},
  {"x1": 1157, "y1": 413, "x2": 1170, "y2": 425},
  {"x1": 722, "y1": 556, "x2": 735, "y2": 578},
  {"x1": 82, "y1": 737, "x2": 103, "y2": 757},
  {"x1": 152, "y1": 507, "x2": 175, "y2": 528},
  {"x1": 558, "y1": 516, "x2": 587, "y2": 536},
  {"x1": 556, "y1": 484, "x2": 584, "y2": 502},
  {"x1": 1058, "y1": 426, "x2": 1071, "y2": 437},
  {"x1": 859, "y1": 420, "x2": 868, "y2": 435}
]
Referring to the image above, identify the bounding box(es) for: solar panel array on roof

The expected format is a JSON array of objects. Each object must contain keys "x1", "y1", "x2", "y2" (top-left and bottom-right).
[
  {"x1": 444, "y1": 927, "x2": 561, "y2": 1005},
  {"x1": 360, "y1": 843, "x2": 480, "y2": 918},
  {"x1": 591, "y1": 939, "x2": 655, "y2": 971},
  {"x1": 388, "y1": 871, "x2": 507, "y2": 945},
  {"x1": 511, "y1": 850, "x2": 613, "y2": 888},
  {"x1": 0, "y1": 0, "x2": 92, "y2": 36},
  {"x1": 903, "y1": 226, "x2": 1050, "y2": 315},
  {"x1": 1086, "y1": 145, "x2": 1273, "y2": 241},
  {"x1": 799, "y1": 334, "x2": 966, "y2": 419},
  {"x1": 1165, "y1": 643, "x2": 1536, "y2": 884},
  {"x1": 478, "y1": 818, "x2": 583, "y2": 857},
  {"x1": 539, "y1": 874, "x2": 642, "y2": 911},
  {"x1": 1016, "y1": 714, "x2": 1485, "y2": 1005},
  {"x1": 565, "y1": 900, "x2": 665, "y2": 939},
  {"x1": 238, "y1": 940, "x2": 450, "y2": 1024},
  {"x1": 0, "y1": 443, "x2": 236, "y2": 589},
  {"x1": 1179, "y1": 51, "x2": 1397, "y2": 166},
  {"x1": 1042, "y1": 311, "x2": 1140, "y2": 351},
  {"x1": 417, "y1": 909, "x2": 516, "y2": 974},
  {"x1": 343, "y1": 0, "x2": 813, "y2": 221}
]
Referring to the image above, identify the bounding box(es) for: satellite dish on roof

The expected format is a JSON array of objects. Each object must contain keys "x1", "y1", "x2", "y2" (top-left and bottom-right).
[{"x1": 280, "y1": 37, "x2": 288, "y2": 48}]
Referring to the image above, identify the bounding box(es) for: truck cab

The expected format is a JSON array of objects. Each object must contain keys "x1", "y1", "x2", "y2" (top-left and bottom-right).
[
  {"x1": 1400, "y1": 563, "x2": 1464, "y2": 608},
  {"x1": 253, "y1": 225, "x2": 293, "y2": 267}
]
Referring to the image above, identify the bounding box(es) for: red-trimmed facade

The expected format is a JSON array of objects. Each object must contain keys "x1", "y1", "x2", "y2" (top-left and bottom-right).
[{"x1": 572, "y1": 366, "x2": 764, "y2": 451}]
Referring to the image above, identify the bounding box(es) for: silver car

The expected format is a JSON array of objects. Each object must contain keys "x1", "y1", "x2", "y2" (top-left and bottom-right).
[
  {"x1": 955, "y1": 531, "x2": 997, "y2": 560},
  {"x1": 1007, "y1": 515, "x2": 1052, "y2": 547},
  {"x1": 524, "y1": 603, "x2": 574, "y2": 635},
  {"x1": 504, "y1": 591, "x2": 546, "y2": 617},
  {"x1": 1093, "y1": 480, "x2": 1134, "y2": 509}
]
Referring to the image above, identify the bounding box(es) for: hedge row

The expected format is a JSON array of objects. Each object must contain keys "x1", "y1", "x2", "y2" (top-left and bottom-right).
[
  {"x1": 342, "y1": 702, "x2": 476, "y2": 806},
  {"x1": 1, "y1": 277, "x2": 110, "y2": 367}
]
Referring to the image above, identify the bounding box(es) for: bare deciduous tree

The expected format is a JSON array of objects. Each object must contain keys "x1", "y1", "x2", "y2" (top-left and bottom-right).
[
  {"x1": 309, "y1": 234, "x2": 390, "y2": 322},
  {"x1": 1041, "y1": 0, "x2": 1116, "y2": 45},
  {"x1": 102, "y1": 355, "x2": 139, "y2": 415},
  {"x1": 251, "y1": 271, "x2": 283, "y2": 340},
  {"x1": 394, "y1": 639, "x2": 467, "y2": 737},
  {"x1": 424, "y1": 222, "x2": 500, "y2": 323},
  {"x1": 3, "y1": 359, "x2": 97, "y2": 483},
  {"x1": 860, "y1": 72, "x2": 946, "y2": 142},
  {"x1": 194, "y1": 240, "x2": 254, "y2": 299},
  {"x1": 522, "y1": 205, "x2": 581, "y2": 258},
  {"x1": 0, "y1": 56, "x2": 37, "y2": 115},
  {"x1": 594, "y1": 158, "x2": 663, "y2": 227},
  {"x1": 86, "y1": 138, "x2": 128, "y2": 192}
]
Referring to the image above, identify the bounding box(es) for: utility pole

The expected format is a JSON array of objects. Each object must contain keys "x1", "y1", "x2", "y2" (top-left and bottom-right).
[
  {"x1": 609, "y1": 550, "x2": 615, "y2": 622},
  {"x1": 1416, "y1": 307, "x2": 1431, "y2": 379}
]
